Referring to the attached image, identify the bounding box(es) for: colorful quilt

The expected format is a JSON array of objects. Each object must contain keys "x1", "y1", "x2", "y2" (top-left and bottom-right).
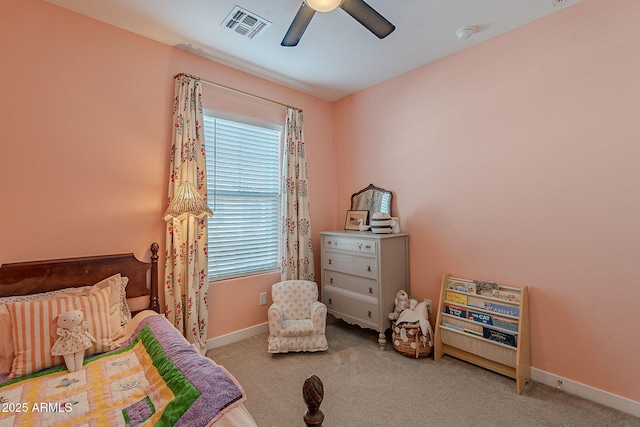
[{"x1": 0, "y1": 315, "x2": 245, "y2": 426}]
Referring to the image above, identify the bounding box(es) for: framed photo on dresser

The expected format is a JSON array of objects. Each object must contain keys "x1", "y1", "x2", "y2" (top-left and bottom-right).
[{"x1": 344, "y1": 210, "x2": 369, "y2": 230}]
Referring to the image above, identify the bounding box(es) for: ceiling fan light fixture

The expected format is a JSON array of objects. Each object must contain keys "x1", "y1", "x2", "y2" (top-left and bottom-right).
[
  {"x1": 283, "y1": 0, "x2": 394, "y2": 47},
  {"x1": 304, "y1": 0, "x2": 343, "y2": 12}
]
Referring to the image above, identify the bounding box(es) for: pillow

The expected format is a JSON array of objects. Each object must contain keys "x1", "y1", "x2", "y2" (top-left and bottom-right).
[
  {"x1": 0, "y1": 274, "x2": 134, "y2": 374},
  {"x1": 0, "y1": 286, "x2": 96, "y2": 375},
  {"x1": 92, "y1": 274, "x2": 131, "y2": 340},
  {"x1": 0, "y1": 304, "x2": 12, "y2": 374},
  {"x1": 119, "y1": 276, "x2": 133, "y2": 325},
  {"x1": 7, "y1": 286, "x2": 113, "y2": 378}
]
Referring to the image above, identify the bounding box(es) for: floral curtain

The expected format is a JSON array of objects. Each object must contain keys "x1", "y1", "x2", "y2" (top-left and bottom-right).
[
  {"x1": 164, "y1": 75, "x2": 209, "y2": 354},
  {"x1": 281, "y1": 108, "x2": 315, "y2": 281}
]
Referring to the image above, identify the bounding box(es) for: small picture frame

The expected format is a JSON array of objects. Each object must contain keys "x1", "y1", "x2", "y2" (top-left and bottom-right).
[{"x1": 344, "y1": 210, "x2": 369, "y2": 230}]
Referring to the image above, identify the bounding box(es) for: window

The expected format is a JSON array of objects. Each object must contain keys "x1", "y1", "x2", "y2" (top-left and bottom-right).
[{"x1": 203, "y1": 114, "x2": 282, "y2": 280}]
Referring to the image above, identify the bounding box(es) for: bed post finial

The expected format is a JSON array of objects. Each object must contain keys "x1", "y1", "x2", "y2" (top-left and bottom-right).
[
  {"x1": 150, "y1": 242, "x2": 160, "y2": 313},
  {"x1": 303, "y1": 374, "x2": 324, "y2": 427}
]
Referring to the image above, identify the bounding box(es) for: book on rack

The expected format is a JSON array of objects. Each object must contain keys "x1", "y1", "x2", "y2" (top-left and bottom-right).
[
  {"x1": 467, "y1": 310, "x2": 492, "y2": 325},
  {"x1": 446, "y1": 277, "x2": 477, "y2": 294},
  {"x1": 446, "y1": 291, "x2": 468, "y2": 305},
  {"x1": 484, "y1": 301, "x2": 519, "y2": 317},
  {"x1": 492, "y1": 316, "x2": 518, "y2": 333},
  {"x1": 444, "y1": 304, "x2": 467, "y2": 318},
  {"x1": 474, "y1": 280, "x2": 499, "y2": 296},
  {"x1": 441, "y1": 322, "x2": 482, "y2": 337},
  {"x1": 491, "y1": 289, "x2": 521, "y2": 303},
  {"x1": 483, "y1": 327, "x2": 517, "y2": 347},
  {"x1": 442, "y1": 322, "x2": 464, "y2": 332}
]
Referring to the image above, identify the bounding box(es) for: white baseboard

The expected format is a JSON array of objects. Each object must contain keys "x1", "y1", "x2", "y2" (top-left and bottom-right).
[
  {"x1": 531, "y1": 368, "x2": 640, "y2": 418},
  {"x1": 206, "y1": 322, "x2": 269, "y2": 351}
]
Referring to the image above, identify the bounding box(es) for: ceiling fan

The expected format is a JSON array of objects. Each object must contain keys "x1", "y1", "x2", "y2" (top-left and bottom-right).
[{"x1": 281, "y1": 0, "x2": 395, "y2": 47}]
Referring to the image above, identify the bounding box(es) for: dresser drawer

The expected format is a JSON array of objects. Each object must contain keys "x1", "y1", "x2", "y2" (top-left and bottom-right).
[
  {"x1": 323, "y1": 288, "x2": 380, "y2": 325},
  {"x1": 322, "y1": 235, "x2": 376, "y2": 255},
  {"x1": 323, "y1": 252, "x2": 377, "y2": 279},
  {"x1": 324, "y1": 270, "x2": 378, "y2": 299}
]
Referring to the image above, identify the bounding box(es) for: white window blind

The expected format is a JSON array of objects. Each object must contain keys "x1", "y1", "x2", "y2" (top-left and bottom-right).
[{"x1": 204, "y1": 115, "x2": 282, "y2": 280}]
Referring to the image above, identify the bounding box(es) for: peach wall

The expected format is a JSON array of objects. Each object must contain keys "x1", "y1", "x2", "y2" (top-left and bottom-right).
[
  {"x1": 0, "y1": 0, "x2": 335, "y2": 338},
  {"x1": 333, "y1": 0, "x2": 640, "y2": 402}
]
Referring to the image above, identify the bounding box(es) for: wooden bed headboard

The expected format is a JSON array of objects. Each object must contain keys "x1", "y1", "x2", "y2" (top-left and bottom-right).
[{"x1": 0, "y1": 242, "x2": 160, "y2": 313}]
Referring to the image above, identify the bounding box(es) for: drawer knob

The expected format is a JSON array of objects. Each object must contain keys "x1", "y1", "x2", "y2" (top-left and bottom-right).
[
  {"x1": 366, "y1": 245, "x2": 371, "y2": 249},
  {"x1": 368, "y1": 287, "x2": 373, "y2": 294},
  {"x1": 367, "y1": 311, "x2": 372, "y2": 318},
  {"x1": 327, "y1": 240, "x2": 332, "y2": 245},
  {"x1": 328, "y1": 298, "x2": 332, "y2": 305},
  {"x1": 328, "y1": 259, "x2": 332, "y2": 265},
  {"x1": 330, "y1": 277, "x2": 334, "y2": 284},
  {"x1": 367, "y1": 266, "x2": 371, "y2": 272}
]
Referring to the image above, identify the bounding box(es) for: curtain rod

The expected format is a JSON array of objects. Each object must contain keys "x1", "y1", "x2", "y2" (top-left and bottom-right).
[{"x1": 175, "y1": 73, "x2": 302, "y2": 112}]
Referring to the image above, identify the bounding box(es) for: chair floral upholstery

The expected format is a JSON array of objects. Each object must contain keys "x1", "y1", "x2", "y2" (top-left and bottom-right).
[{"x1": 268, "y1": 280, "x2": 328, "y2": 353}]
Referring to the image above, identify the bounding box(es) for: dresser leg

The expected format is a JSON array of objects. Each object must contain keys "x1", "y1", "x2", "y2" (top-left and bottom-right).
[{"x1": 378, "y1": 332, "x2": 387, "y2": 350}]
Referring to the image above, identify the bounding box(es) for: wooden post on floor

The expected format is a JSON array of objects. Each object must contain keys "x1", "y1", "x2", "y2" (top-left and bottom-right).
[{"x1": 303, "y1": 375, "x2": 324, "y2": 427}]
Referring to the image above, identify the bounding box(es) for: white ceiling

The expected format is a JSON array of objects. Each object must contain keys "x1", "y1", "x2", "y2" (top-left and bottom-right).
[{"x1": 45, "y1": 0, "x2": 581, "y2": 102}]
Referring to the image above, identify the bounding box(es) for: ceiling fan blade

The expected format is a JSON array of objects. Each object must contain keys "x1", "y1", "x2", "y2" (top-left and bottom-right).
[
  {"x1": 281, "y1": 3, "x2": 316, "y2": 47},
  {"x1": 339, "y1": 0, "x2": 395, "y2": 39}
]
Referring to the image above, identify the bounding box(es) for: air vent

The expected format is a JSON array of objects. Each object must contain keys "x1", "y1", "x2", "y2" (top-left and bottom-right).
[{"x1": 222, "y1": 6, "x2": 271, "y2": 39}]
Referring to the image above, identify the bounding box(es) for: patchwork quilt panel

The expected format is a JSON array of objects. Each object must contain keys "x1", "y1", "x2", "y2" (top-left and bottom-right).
[{"x1": 0, "y1": 315, "x2": 244, "y2": 427}]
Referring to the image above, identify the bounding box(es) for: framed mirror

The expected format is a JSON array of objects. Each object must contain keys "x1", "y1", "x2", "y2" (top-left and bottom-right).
[{"x1": 351, "y1": 184, "x2": 392, "y2": 223}]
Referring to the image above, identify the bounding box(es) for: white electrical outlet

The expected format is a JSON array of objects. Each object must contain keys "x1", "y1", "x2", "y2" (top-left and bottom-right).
[{"x1": 260, "y1": 292, "x2": 267, "y2": 306}]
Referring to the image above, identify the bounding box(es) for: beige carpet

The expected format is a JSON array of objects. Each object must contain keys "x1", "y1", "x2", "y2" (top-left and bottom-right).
[{"x1": 207, "y1": 316, "x2": 638, "y2": 427}]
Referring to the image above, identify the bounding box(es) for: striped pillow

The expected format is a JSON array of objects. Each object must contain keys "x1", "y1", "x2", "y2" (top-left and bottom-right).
[
  {"x1": 0, "y1": 275, "x2": 130, "y2": 375},
  {"x1": 6, "y1": 286, "x2": 113, "y2": 378}
]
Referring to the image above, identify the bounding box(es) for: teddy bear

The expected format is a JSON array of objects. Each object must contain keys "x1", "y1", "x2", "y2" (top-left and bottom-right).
[
  {"x1": 388, "y1": 289, "x2": 411, "y2": 321},
  {"x1": 50, "y1": 310, "x2": 96, "y2": 373}
]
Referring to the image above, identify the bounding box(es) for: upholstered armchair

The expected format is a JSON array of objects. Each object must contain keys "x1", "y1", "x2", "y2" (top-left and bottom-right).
[{"x1": 268, "y1": 280, "x2": 328, "y2": 353}]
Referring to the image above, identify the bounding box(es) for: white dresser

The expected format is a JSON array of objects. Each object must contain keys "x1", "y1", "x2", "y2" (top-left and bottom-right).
[{"x1": 320, "y1": 231, "x2": 409, "y2": 349}]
